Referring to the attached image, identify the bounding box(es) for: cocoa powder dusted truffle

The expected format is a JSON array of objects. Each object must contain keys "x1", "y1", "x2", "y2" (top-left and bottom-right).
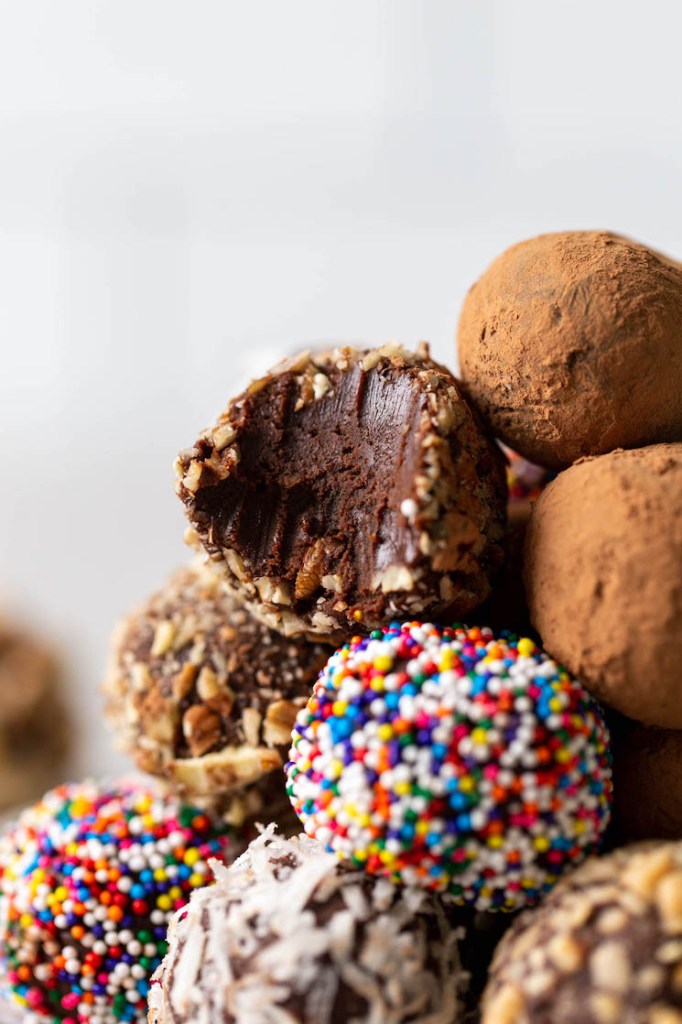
[
  {"x1": 149, "y1": 825, "x2": 468, "y2": 1024},
  {"x1": 482, "y1": 842, "x2": 682, "y2": 1024},
  {"x1": 611, "y1": 716, "x2": 682, "y2": 841},
  {"x1": 0, "y1": 616, "x2": 68, "y2": 809},
  {"x1": 175, "y1": 343, "x2": 506, "y2": 642},
  {"x1": 524, "y1": 443, "x2": 682, "y2": 727},
  {"x1": 103, "y1": 561, "x2": 330, "y2": 822},
  {"x1": 458, "y1": 231, "x2": 682, "y2": 469}
]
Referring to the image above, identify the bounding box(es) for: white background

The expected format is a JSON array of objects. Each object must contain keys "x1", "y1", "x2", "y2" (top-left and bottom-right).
[{"x1": 0, "y1": 0, "x2": 680, "y2": 778}]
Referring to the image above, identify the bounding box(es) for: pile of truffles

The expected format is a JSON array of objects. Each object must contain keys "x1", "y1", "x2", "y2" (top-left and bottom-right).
[{"x1": 1, "y1": 229, "x2": 681, "y2": 1024}]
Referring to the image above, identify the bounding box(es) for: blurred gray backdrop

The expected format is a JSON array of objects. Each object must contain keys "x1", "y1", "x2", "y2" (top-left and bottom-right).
[{"x1": 0, "y1": 0, "x2": 679, "y2": 776}]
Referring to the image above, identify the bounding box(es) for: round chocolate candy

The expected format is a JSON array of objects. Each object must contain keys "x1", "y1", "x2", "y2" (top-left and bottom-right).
[
  {"x1": 104, "y1": 560, "x2": 329, "y2": 822},
  {"x1": 149, "y1": 825, "x2": 468, "y2": 1024},
  {"x1": 286, "y1": 622, "x2": 612, "y2": 911},
  {"x1": 175, "y1": 344, "x2": 506, "y2": 643},
  {"x1": 0, "y1": 779, "x2": 237, "y2": 1023}
]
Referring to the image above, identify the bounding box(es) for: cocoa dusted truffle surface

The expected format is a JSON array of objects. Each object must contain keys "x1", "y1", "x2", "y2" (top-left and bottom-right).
[
  {"x1": 0, "y1": 618, "x2": 68, "y2": 809},
  {"x1": 175, "y1": 343, "x2": 506, "y2": 642},
  {"x1": 103, "y1": 561, "x2": 330, "y2": 823},
  {"x1": 482, "y1": 843, "x2": 682, "y2": 1024},
  {"x1": 458, "y1": 231, "x2": 682, "y2": 469},
  {"x1": 149, "y1": 826, "x2": 468, "y2": 1024},
  {"x1": 524, "y1": 444, "x2": 682, "y2": 727},
  {"x1": 611, "y1": 716, "x2": 682, "y2": 841}
]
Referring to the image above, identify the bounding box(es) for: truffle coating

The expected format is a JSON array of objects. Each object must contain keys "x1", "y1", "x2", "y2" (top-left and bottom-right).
[
  {"x1": 483, "y1": 842, "x2": 682, "y2": 1024},
  {"x1": 103, "y1": 561, "x2": 330, "y2": 823},
  {"x1": 458, "y1": 231, "x2": 682, "y2": 469},
  {"x1": 149, "y1": 826, "x2": 467, "y2": 1024},
  {"x1": 524, "y1": 444, "x2": 682, "y2": 727},
  {"x1": 175, "y1": 343, "x2": 506, "y2": 642}
]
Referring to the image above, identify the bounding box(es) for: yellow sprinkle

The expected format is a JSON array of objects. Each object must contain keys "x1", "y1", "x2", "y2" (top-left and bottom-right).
[
  {"x1": 153, "y1": 869, "x2": 167, "y2": 882},
  {"x1": 574, "y1": 820, "x2": 586, "y2": 834},
  {"x1": 169, "y1": 886, "x2": 182, "y2": 901},
  {"x1": 548, "y1": 697, "x2": 563, "y2": 713},
  {"x1": 354, "y1": 849, "x2": 368, "y2": 862},
  {"x1": 352, "y1": 609, "x2": 363, "y2": 622},
  {"x1": 517, "y1": 637, "x2": 535, "y2": 658},
  {"x1": 459, "y1": 776, "x2": 474, "y2": 792},
  {"x1": 183, "y1": 848, "x2": 200, "y2": 867},
  {"x1": 439, "y1": 649, "x2": 455, "y2": 670},
  {"x1": 416, "y1": 820, "x2": 430, "y2": 836},
  {"x1": 156, "y1": 895, "x2": 172, "y2": 911},
  {"x1": 377, "y1": 724, "x2": 393, "y2": 740},
  {"x1": 332, "y1": 700, "x2": 347, "y2": 716},
  {"x1": 370, "y1": 676, "x2": 385, "y2": 692},
  {"x1": 54, "y1": 886, "x2": 68, "y2": 902},
  {"x1": 471, "y1": 728, "x2": 487, "y2": 745},
  {"x1": 487, "y1": 835, "x2": 504, "y2": 849},
  {"x1": 379, "y1": 850, "x2": 395, "y2": 865},
  {"x1": 533, "y1": 836, "x2": 550, "y2": 852},
  {"x1": 374, "y1": 655, "x2": 393, "y2": 673},
  {"x1": 189, "y1": 872, "x2": 204, "y2": 888},
  {"x1": 394, "y1": 781, "x2": 412, "y2": 796},
  {"x1": 555, "y1": 749, "x2": 571, "y2": 764},
  {"x1": 329, "y1": 759, "x2": 343, "y2": 779}
]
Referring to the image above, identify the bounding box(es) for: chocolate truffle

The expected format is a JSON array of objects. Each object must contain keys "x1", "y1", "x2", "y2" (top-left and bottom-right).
[
  {"x1": 524, "y1": 443, "x2": 682, "y2": 727},
  {"x1": 149, "y1": 826, "x2": 467, "y2": 1024},
  {"x1": 611, "y1": 715, "x2": 682, "y2": 841},
  {"x1": 0, "y1": 779, "x2": 236, "y2": 1024},
  {"x1": 482, "y1": 842, "x2": 682, "y2": 1024},
  {"x1": 0, "y1": 616, "x2": 68, "y2": 810},
  {"x1": 103, "y1": 561, "x2": 330, "y2": 822},
  {"x1": 286, "y1": 622, "x2": 612, "y2": 911},
  {"x1": 175, "y1": 343, "x2": 506, "y2": 642},
  {"x1": 458, "y1": 231, "x2": 682, "y2": 469}
]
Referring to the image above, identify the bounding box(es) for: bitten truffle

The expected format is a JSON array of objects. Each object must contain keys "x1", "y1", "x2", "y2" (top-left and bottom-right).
[
  {"x1": 458, "y1": 231, "x2": 682, "y2": 469},
  {"x1": 175, "y1": 343, "x2": 506, "y2": 642},
  {"x1": 0, "y1": 616, "x2": 68, "y2": 809},
  {"x1": 482, "y1": 842, "x2": 682, "y2": 1024},
  {"x1": 103, "y1": 561, "x2": 330, "y2": 821},
  {"x1": 286, "y1": 622, "x2": 612, "y2": 911},
  {"x1": 524, "y1": 443, "x2": 682, "y2": 727},
  {"x1": 149, "y1": 826, "x2": 467, "y2": 1024}
]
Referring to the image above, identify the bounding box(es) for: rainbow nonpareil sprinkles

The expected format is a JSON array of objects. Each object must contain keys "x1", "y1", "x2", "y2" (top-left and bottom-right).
[
  {"x1": 0, "y1": 781, "x2": 234, "y2": 1023},
  {"x1": 286, "y1": 622, "x2": 612, "y2": 911}
]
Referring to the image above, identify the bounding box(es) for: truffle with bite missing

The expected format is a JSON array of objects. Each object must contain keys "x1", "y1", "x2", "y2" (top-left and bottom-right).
[{"x1": 175, "y1": 343, "x2": 506, "y2": 642}]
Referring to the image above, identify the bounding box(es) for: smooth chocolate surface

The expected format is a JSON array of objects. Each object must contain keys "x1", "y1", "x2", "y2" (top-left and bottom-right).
[{"x1": 177, "y1": 345, "x2": 507, "y2": 640}]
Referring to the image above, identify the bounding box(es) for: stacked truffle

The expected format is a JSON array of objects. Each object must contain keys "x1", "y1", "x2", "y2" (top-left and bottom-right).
[
  {"x1": 456, "y1": 231, "x2": 682, "y2": 1020},
  {"x1": 458, "y1": 230, "x2": 682, "y2": 843},
  {"x1": 3, "y1": 229, "x2": 682, "y2": 1023}
]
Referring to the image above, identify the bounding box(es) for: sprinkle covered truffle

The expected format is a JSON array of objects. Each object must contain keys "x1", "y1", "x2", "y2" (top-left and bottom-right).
[
  {"x1": 0, "y1": 780, "x2": 236, "y2": 1024},
  {"x1": 286, "y1": 622, "x2": 612, "y2": 911}
]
